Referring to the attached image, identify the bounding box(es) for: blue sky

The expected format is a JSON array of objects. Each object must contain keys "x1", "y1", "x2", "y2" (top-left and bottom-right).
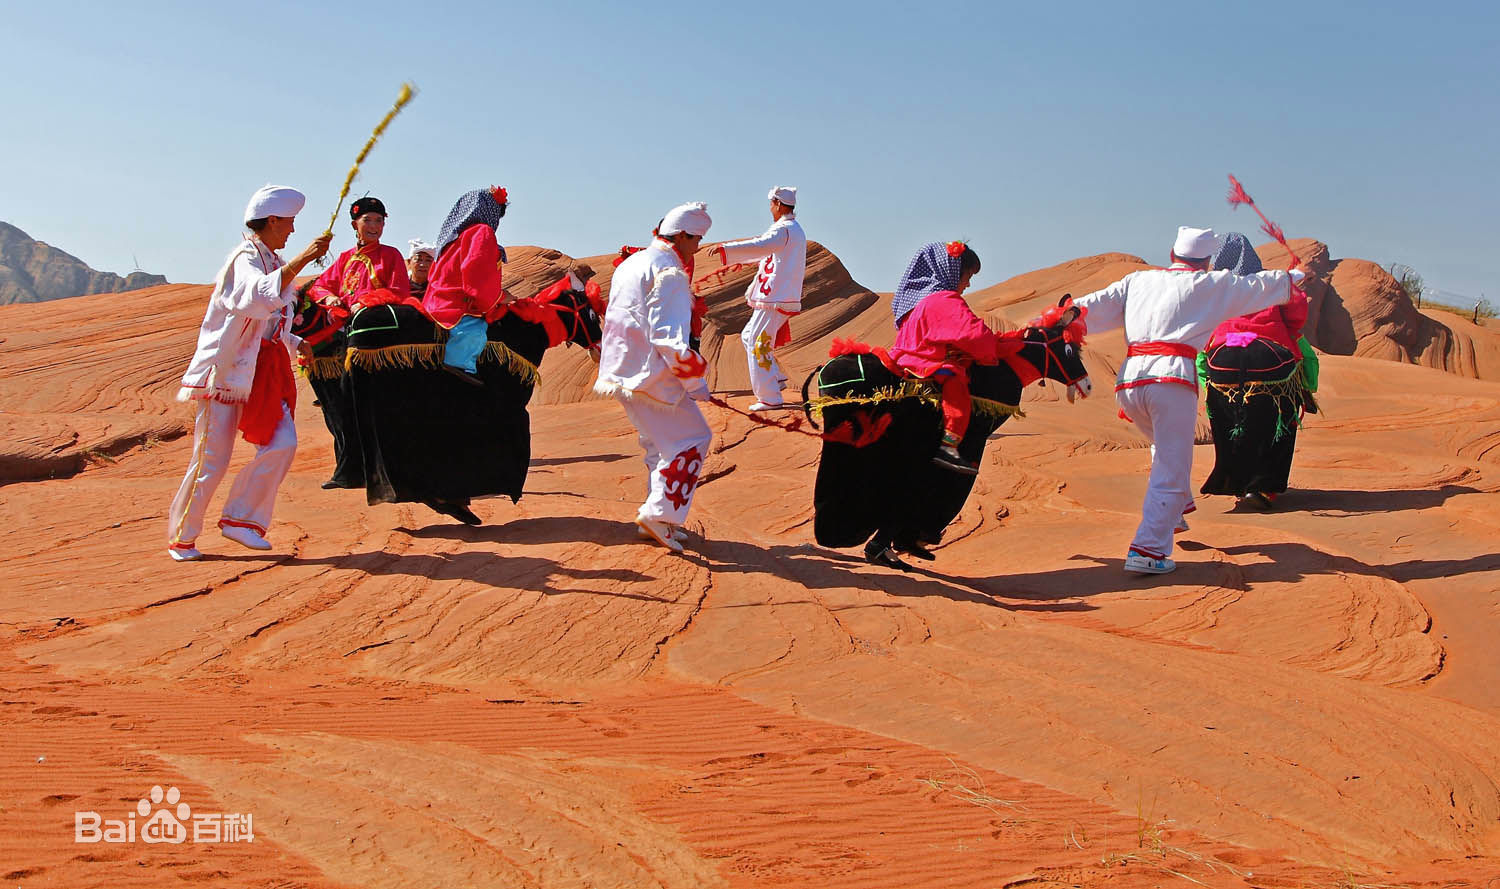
[{"x1": 2, "y1": 1, "x2": 1495, "y2": 303}]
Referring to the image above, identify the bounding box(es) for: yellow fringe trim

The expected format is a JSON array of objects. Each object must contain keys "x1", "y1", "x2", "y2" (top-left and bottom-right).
[
  {"x1": 344, "y1": 340, "x2": 540, "y2": 387},
  {"x1": 973, "y1": 397, "x2": 1025, "y2": 422},
  {"x1": 807, "y1": 380, "x2": 939, "y2": 422},
  {"x1": 807, "y1": 382, "x2": 1026, "y2": 426},
  {"x1": 303, "y1": 354, "x2": 346, "y2": 381},
  {"x1": 1206, "y1": 376, "x2": 1306, "y2": 404}
]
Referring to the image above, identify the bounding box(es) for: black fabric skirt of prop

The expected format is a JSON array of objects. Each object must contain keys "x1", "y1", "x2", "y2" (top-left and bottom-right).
[
  {"x1": 1201, "y1": 338, "x2": 1302, "y2": 497},
  {"x1": 306, "y1": 337, "x2": 365, "y2": 489},
  {"x1": 810, "y1": 356, "x2": 1023, "y2": 550},
  {"x1": 345, "y1": 303, "x2": 531, "y2": 507}
]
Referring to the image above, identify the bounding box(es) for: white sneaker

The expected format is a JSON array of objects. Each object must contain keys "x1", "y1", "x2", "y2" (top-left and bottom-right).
[
  {"x1": 221, "y1": 524, "x2": 273, "y2": 551},
  {"x1": 635, "y1": 518, "x2": 685, "y2": 553},
  {"x1": 168, "y1": 546, "x2": 203, "y2": 562},
  {"x1": 637, "y1": 523, "x2": 689, "y2": 543},
  {"x1": 1123, "y1": 550, "x2": 1176, "y2": 575},
  {"x1": 748, "y1": 401, "x2": 786, "y2": 412}
]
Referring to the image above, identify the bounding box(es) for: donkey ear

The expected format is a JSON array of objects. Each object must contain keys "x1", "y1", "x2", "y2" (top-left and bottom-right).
[
  {"x1": 1056, "y1": 306, "x2": 1080, "y2": 327},
  {"x1": 1057, "y1": 293, "x2": 1072, "y2": 307}
]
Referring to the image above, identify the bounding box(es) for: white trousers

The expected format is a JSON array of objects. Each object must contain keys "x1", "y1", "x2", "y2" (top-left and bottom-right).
[
  {"x1": 619, "y1": 396, "x2": 712, "y2": 526},
  {"x1": 740, "y1": 306, "x2": 791, "y2": 404},
  {"x1": 167, "y1": 399, "x2": 297, "y2": 549},
  {"x1": 1115, "y1": 382, "x2": 1198, "y2": 559}
]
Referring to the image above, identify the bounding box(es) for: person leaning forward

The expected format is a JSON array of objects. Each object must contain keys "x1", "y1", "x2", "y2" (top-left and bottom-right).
[
  {"x1": 166, "y1": 185, "x2": 331, "y2": 561},
  {"x1": 594, "y1": 202, "x2": 715, "y2": 553}
]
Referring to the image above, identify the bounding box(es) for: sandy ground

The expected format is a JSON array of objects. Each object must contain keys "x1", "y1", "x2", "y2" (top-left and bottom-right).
[{"x1": 2, "y1": 252, "x2": 1499, "y2": 888}]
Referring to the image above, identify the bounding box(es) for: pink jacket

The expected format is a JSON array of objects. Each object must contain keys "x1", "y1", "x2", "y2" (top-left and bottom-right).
[
  {"x1": 1208, "y1": 286, "x2": 1309, "y2": 350},
  {"x1": 889, "y1": 290, "x2": 1002, "y2": 378}
]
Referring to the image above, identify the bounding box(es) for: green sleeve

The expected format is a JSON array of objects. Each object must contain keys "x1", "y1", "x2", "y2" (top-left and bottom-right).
[{"x1": 1297, "y1": 335, "x2": 1320, "y2": 392}]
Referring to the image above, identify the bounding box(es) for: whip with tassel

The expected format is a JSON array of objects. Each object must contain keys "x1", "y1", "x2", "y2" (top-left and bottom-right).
[
  {"x1": 315, "y1": 82, "x2": 418, "y2": 266},
  {"x1": 1226, "y1": 174, "x2": 1300, "y2": 270}
]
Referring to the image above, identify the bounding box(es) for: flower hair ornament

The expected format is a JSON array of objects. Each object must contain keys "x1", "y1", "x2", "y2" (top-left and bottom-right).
[{"x1": 945, "y1": 240, "x2": 966, "y2": 258}]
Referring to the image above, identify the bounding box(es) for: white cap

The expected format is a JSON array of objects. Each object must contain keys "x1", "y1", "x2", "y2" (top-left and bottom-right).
[
  {"x1": 407, "y1": 238, "x2": 437, "y2": 260},
  {"x1": 768, "y1": 185, "x2": 797, "y2": 207},
  {"x1": 659, "y1": 201, "x2": 712, "y2": 237},
  {"x1": 243, "y1": 185, "x2": 306, "y2": 224},
  {"x1": 1173, "y1": 226, "x2": 1219, "y2": 261}
]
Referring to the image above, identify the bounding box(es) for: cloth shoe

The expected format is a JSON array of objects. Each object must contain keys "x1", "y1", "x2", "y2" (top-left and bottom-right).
[
  {"x1": 748, "y1": 401, "x2": 786, "y2": 412},
  {"x1": 893, "y1": 540, "x2": 937, "y2": 561},
  {"x1": 422, "y1": 498, "x2": 482, "y2": 526},
  {"x1": 1245, "y1": 491, "x2": 1276, "y2": 510},
  {"x1": 221, "y1": 524, "x2": 273, "y2": 551},
  {"x1": 168, "y1": 546, "x2": 203, "y2": 562},
  {"x1": 1174, "y1": 516, "x2": 1190, "y2": 533},
  {"x1": 637, "y1": 523, "x2": 688, "y2": 543},
  {"x1": 442, "y1": 364, "x2": 485, "y2": 388},
  {"x1": 635, "y1": 518, "x2": 685, "y2": 553},
  {"x1": 864, "y1": 543, "x2": 912, "y2": 571},
  {"x1": 1123, "y1": 549, "x2": 1176, "y2": 575},
  {"x1": 931, "y1": 444, "x2": 979, "y2": 476}
]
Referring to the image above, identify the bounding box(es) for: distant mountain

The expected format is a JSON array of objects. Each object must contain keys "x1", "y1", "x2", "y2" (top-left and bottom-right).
[{"x1": 0, "y1": 221, "x2": 167, "y2": 305}]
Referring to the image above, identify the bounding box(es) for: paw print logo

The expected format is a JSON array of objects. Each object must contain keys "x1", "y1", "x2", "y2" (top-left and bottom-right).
[{"x1": 138, "y1": 785, "x2": 190, "y2": 844}]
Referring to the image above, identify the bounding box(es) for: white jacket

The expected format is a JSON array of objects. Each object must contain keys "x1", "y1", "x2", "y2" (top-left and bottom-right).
[
  {"x1": 594, "y1": 240, "x2": 709, "y2": 406},
  {"x1": 177, "y1": 237, "x2": 300, "y2": 403},
  {"x1": 718, "y1": 216, "x2": 806, "y2": 310},
  {"x1": 1076, "y1": 264, "x2": 1292, "y2": 390}
]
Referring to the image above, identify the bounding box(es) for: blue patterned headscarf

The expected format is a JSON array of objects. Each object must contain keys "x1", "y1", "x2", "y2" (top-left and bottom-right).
[
  {"x1": 1211, "y1": 232, "x2": 1263, "y2": 276},
  {"x1": 436, "y1": 187, "x2": 509, "y2": 261},
  {"x1": 892, "y1": 242, "x2": 963, "y2": 325}
]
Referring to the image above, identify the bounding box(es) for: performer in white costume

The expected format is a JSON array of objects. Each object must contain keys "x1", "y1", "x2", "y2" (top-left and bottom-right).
[
  {"x1": 716, "y1": 186, "x2": 806, "y2": 411},
  {"x1": 594, "y1": 202, "x2": 715, "y2": 553},
  {"x1": 1075, "y1": 226, "x2": 1303, "y2": 575},
  {"x1": 166, "y1": 185, "x2": 331, "y2": 561}
]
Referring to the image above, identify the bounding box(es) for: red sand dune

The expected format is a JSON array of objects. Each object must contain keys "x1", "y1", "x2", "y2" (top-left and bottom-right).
[{"x1": 2, "y1": 241, "x2": 1499, "y2": 888}]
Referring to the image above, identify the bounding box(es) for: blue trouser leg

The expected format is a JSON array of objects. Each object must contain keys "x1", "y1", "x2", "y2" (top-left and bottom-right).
[{"x1": 444, "y1": 315, "x2": 488, "y2": 372}]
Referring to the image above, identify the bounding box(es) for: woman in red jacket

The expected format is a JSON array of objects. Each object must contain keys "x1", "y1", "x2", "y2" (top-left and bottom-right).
[
  {"x1": 1199, "y1": 232, "x2": 1311, "y2": 508},
  {"x1": 424, "y1": 186, "x2": 511, "y2": 385}
]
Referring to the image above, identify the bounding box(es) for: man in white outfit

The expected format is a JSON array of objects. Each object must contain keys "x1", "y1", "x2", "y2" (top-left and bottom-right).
[
  {"x1": 716, "y1": 186, "x2": 806, "y2": 411},
  {"x1": 166, "y1": 185, "x2": 331, "y2": 561},
  {"x1": 1075, "y1": 226, "x2": 1304, "y2": 575},
  {"x1": 594, "y1": 202, "x2": 715, "y2": 553}
]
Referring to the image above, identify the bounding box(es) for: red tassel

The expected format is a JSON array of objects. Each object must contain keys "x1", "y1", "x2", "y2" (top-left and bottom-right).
[
  {"x1": 1226, "y1": 173, "x2": 1302, "y2": 271},
  {"x1": 583, "y1": 280, "x2": 604, "y2": 314},
  {"x1": 829, "y1": 337, "x2": 875, "y2": 358},
  {"x1": 1226, "y1": 175, "x2": 1253, "y2": 207}
]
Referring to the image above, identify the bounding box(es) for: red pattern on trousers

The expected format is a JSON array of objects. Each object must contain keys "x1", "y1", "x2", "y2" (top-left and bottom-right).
[{"x1": 661, "y1": 446, "x2": 703, "y2": 510}]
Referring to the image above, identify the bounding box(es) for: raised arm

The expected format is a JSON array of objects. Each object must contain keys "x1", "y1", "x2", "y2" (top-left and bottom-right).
[
  {"x1": 717, "y1": 225, "x2": 789, "y2": 266},
  {"x1": 1073, "y1": 276, "x2": 1131, "y2": 333},
  {"x1": 1204, "y1": 270, "x2": 1294, "y2": 321}
]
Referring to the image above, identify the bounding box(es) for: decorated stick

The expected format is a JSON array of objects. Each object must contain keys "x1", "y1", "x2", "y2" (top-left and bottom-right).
[
  {"x1": 316, "y1": 82, "x2": 418, "y2": 265},
  {"x1": 1226, "y1": 174, "x2": 1301, "y2": 270}
]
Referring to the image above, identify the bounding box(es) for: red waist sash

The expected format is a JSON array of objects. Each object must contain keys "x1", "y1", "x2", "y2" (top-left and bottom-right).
[
  {"x1": 239, "y1": 339, "x2": 297, "y2": 446},
  {"x1": 1127, "y1": 341, "x2": 1198, "y2": 358}
]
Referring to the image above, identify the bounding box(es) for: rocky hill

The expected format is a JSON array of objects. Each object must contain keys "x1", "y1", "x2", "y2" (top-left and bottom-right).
[{"x1": 0, "y1": 220, "x2": 167, "y2": 305}]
